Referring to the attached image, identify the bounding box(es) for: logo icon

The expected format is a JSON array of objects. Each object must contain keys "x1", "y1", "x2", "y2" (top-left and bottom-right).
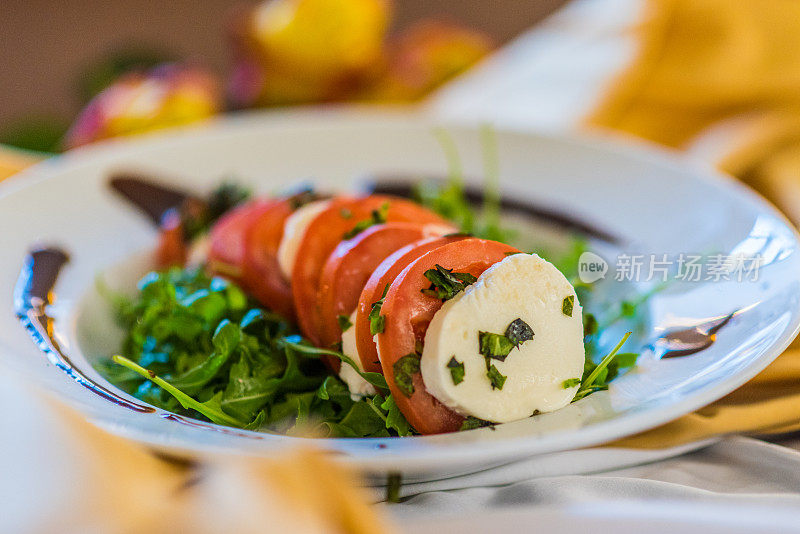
[{"x1": 578, "y1": 251, "x2": 608, "y2": 284}]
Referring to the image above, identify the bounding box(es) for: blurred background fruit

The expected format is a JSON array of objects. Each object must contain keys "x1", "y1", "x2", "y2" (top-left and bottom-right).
[
  {"x1": 0, "y1": 0, "x2": 567, "y2": 153},
  {"x1": 63, "y1": 64, "x2": 221, "y2": 149}
]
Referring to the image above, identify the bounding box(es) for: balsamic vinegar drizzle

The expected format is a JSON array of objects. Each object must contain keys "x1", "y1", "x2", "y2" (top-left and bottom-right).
[
  {"x1": 14, "y1": 248, "x2": 154, "y2": 413},
  {"x1": 14, "y1": 173, "x2": 734, "y2": 433},
  {"x1": 650, "y1": 311, "x2": 737, "y2": 359},
  {"x1": 109, "y1": 172, "x2": 622, "y2": 244},
  {"x1": 109, "y1": 172, "x2": 197, "y2": 225},
  {"x1": 14, "y1": 247, "x2": 265, "y2": 437},
  {"x1": 367, "y1": 177, "x2": 621, "y2": 245}
]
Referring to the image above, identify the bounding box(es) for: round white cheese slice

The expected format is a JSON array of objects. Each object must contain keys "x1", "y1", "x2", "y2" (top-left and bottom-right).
[
  {"x1": 340, "y1": 310, "x2": 377, "y2": 397},
  {"x1": 420, "y1": 253, "x2": 585, "y2": 423},
  {"x1": 276, "y1": 199, "x2": 331, "y2": 279}
]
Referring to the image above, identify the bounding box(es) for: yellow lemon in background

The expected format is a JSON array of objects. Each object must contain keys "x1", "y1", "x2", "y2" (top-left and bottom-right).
[{"x1": 250, "y1": 0, "x2": 390, "y2": 81}]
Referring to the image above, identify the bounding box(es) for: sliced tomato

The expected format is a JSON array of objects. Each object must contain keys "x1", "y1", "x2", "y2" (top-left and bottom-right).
[
  {"x1": 207, "y1": 199, "x2": 277, "y2": 283},
  {"x1": 376, "y1": 238, "x2": 519, "y2": 435},
  {"x1": 354, "y1": 234, "x2": 468, "y2": 374},
  {"x1": 155, "y1": 208, "x2": 187, "y2": 268},
  {"x1": 291, "y1": 195, "x2": 451, "y2": 345},
  {"x1": 316, "y1": 222, "x2": 454, "y2": 352},
  {"x1": 241, "y1": 198, "x2": 297, "y2": 320}
]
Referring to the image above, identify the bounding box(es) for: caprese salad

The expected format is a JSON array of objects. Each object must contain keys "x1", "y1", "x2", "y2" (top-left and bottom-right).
[{"x1": 103, "y1": 179, "x2": 637, "y2": 437}]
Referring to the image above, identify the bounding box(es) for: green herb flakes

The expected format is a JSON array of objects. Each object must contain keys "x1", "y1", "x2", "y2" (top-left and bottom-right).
[
  {"x1": 504, "y1": 318, "x2": 534, "y2": 347},
  {"x1": 562, "y1": 295, "x2": 575, "y2": 317},
  {"x1": 393, "y1": 353, "x2": 421, "y2": 397},
  {"x1": 337, "y1": 314, "x2": 353, "y2": 332},
  {"x1": 478, "y1": 331, "x2": 516, "y2": 361},
  {"x1": 343, "y1": 202, "x2": 390, "y2": 239},
  {"x1": 421, "y1": 264, "x2": 477, "y2": 301},
  {"x1": 369, "y1": 284, "x2": 389, "y2": 335},
  {"x1": 447, "y1": 356, "x2": 465, "y2": 385},
  {"x1": 562, "y1": 378, "x2": 581, "y2": 389},
  {"x1": 486, "y1": 364, "x2": 507, "y2": 390},
  {"x1": 460, "y1": 416, "x2": 495, "y2": 431}
]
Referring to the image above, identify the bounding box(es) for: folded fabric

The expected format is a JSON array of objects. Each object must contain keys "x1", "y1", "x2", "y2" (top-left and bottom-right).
[{"x1": 587, "y1": 0, "x2": 800, "y2": 148}]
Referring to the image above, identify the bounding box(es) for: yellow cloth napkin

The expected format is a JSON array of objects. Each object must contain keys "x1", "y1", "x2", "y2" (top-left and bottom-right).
[
  {"x1": 0, "y1": 145, "x2": 42, "y2": 180},
  {"x1": 589, "y1": 0, "x2": 800, "y2": 448}
]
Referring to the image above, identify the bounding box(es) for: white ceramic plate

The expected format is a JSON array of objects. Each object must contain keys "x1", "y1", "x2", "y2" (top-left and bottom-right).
[{"x1": 1, "y1": 109, "x2": 799, "y2": 478}]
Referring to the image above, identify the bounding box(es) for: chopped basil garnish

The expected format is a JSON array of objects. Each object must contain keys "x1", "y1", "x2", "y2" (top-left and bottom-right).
[
  {"x1": 421, "y1": 264, "x2": 477, "y2": 301},
  {"x1": 479, "y1": 318, "x2": 534, "y2": 362},
  {"x1": 340, "y1": 208, "x2": 352, "y2": 219},
  {"x1": 343, "y1": 202, "x2": 390, "y2": 239},
  {"x1": 393, "y1": 353, "x2": 421, "y2": 397},
  {"x1": 504, "y1": 318, "x2": 534, "y2": 347},
  {"x1": 478, "y1": 331, "x2": 516, "y2": 361},
  {"x1": 562, "y1": 295, "x2": 575, "y2": 317},
  {"x1": 562, "y1": 378, "x2": 581, "y2": 389},
  {"x1": 447, "y1": 356, "x2": 465, "y2": 385},
  {"x1": 460, "y1": 416, "x2": 495, "y2": 431},
  {"x1": 369, "y1": 284, "x2": 389, "y2": 335},
  {"x1": 486, "y1": 364, "x2": 507, "y2": 390},
  {"x1": 337, "y1": 314, "x2": 352, "y2": 332},
  {"x1": 287, "y1": 188, "x2": 316, "y2": 210}
]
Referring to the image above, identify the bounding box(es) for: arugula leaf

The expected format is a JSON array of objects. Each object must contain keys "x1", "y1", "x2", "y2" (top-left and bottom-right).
[
  {"x1": 169, "y1": 320, "x2": 240, "y2": 394},
  {"x1": 327, "y1": 402, "x2": 389, "y2": 438},
  {"x1": 112, "y1": 355, "x2": 249, "y2": 428},
  {"x1": 421, "y1": 264, "x2": 477, "y2": 301},
  {"x1": 379, "y1": 395, "x2": 414, "y2": 436},
  {"x1": 573, "y1": 332, "x2": 635, "y2": 402},
  {"x1": 281, "y1": 338, "x2": 388, "y2": 390}
]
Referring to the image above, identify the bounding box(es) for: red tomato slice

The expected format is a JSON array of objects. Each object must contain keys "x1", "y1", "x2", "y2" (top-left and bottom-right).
[
  {"x1": 155, "y1": 208, "x2": 187, "y2": 268},
  {"x1": 354, "y1": 234, "x2": 468, "y2": 374},
  {"x1": 291, "y1": 195, "x2": 451, "y2": 346},
  {"x1": 208, "y1": 199, "x2": 277, "y2": 284},
  {"x1": 241, "y1": 198, "x2": 297, "y2": 320},
  {"x1": 376, "y1": 238, "x2": 519, "y2": 435},
  {"x1": 316, "y1": 222, "x2": 454, "y2": 352}
]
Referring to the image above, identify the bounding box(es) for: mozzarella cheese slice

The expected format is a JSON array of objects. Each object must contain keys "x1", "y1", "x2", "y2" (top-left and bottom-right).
[
  {"x1": 276, "y1": 199, "x2": 331, "y2": 279},
  {"x1": 420, "y1": 253, "x2": 585, "y2": 423},
  {"x1": 340, "y1": 310, "x2": 377, "y2": 397}
]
